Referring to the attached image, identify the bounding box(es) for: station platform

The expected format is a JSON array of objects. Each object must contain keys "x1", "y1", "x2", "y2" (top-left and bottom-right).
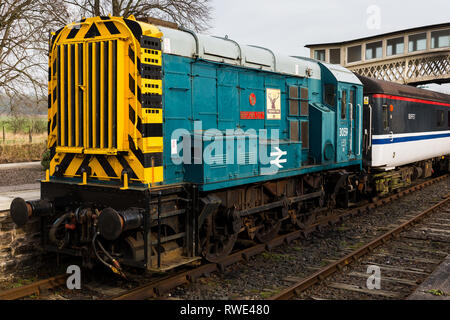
[
  {"x1": 0, "y1": 183, "x2": 40, "y2": 211},
  {"x1": 408, "y1": 254, "x2": 450, "y2": 300}
]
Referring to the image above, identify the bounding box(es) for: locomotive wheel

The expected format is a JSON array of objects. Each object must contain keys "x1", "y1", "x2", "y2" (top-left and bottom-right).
[
  {"x1": 203, "y1": 233, "x2": 238, "y2": 263},
  {"x1": 255, "y1": 218, "x2": 281, "y2": 243},
  {"x1": 296, "y1": 211, "x2": 317, "y2": 237},
  {"x1": 200, "y1": 214, "x2": 237, "y2": 263}
]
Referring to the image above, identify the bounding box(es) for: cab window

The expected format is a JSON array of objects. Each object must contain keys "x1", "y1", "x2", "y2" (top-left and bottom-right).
[
  {"x1": 341, "y1": 90, "x2": 347, "y2": 120},
  {"x1": 324, "y1": 84, "x2": 336, "y2": 107}
]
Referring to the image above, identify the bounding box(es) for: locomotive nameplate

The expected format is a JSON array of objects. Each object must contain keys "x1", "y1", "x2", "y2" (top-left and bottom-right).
[{"x1": 240, "y1": 111, "x2": 265, "y2": 120}]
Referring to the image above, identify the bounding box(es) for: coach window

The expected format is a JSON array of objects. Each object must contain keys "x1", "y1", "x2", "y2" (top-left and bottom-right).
[
  {"x1": 341, "y1": 90, "x2": 347, "y2": 120},
  {"x1": 383, "y1": 105, "x2": 389, "y2": 130},
  {"x1": 437, "y1": 110, "x2": 444, "y2": 127}
]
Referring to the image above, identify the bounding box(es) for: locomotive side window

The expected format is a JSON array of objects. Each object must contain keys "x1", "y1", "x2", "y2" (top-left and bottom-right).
[
  {"x1": 290, "y1": 120, "x2": 299, "y2": 142},
  {"x1": 324, "y1": 84, "x2": 336, "y2": 107},
  {"x1": 383, "y1": 104, "x2": 389, "y2": 130},
  {"x1": 301, "y1": 121, "x2": 309, "y2": 149},
  {"x1": 341, "y1": 90, "x2": 347, "y2": 120},
  {"x1": 289, "y1": 86, "x2": 299, "y2": 116},
  {"x1": 300, "y1": 87, "x2": 309, "y2": 116}
]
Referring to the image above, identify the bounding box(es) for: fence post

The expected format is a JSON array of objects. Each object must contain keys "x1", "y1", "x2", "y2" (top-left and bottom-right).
[
  {"x1": 29, "y1": 126, "x2": 32, "y2": 143},
  {"x1": 2, "y1": 126, "x2": 4, "y2": 144}
]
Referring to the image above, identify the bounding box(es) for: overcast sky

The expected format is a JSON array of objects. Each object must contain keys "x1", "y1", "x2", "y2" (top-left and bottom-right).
[{"x1": 207, "y1": 0, "x2": 450, "y2": 93}]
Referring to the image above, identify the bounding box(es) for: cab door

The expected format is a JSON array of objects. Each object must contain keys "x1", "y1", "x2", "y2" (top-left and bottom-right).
[
  {"x1": 336, "y1": 87, "x2": 352, "y2": 163},
  {"x1": 349, "y1": 87, "x2": 357, "y2": 158}
]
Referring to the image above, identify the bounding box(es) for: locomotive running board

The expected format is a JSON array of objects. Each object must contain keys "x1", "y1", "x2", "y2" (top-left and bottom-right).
[{"x1": 147, "y1": 250, "x2": 201, "y2": 272}]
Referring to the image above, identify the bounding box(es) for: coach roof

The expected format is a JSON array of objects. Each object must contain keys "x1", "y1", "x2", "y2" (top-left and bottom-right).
[{"x1": 357, "y1": 75, "x2": 450, "y2": 104}]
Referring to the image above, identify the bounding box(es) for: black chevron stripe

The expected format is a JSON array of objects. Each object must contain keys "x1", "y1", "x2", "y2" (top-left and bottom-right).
[
  {"x1": 57, "y1": 153, "x2": 75, "y2": 174},
  {"x1": 75, "y1": 155, "x2": 91, "y2": 175},
  {"x1": 116, "y1": 155, "x2": 138, "y2": 179},
  {"x1": 96, "y1": 155, "x2": 117, "y2": 178}
]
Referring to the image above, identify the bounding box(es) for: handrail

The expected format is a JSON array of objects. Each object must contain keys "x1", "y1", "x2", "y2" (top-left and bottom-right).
[
  {"x1": 357, "y1": 104, "x2": 362, "y2": 156},
  {"x1": 248, "y1": 45, "x2": 277, "y2": 71}
]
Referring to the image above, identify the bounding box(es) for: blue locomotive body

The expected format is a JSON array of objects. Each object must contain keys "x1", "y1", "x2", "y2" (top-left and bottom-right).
[{"x1": 159, "y1": 27, "x2": 364, "y2": 191}]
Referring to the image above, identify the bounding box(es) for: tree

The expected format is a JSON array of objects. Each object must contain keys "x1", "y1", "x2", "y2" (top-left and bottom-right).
[
  {"x1": 0, "y1": 0, "x2": 69, "y2": 115},
  {"x1": 63, "y1": 0, "x2": 212, "y2": 31}
]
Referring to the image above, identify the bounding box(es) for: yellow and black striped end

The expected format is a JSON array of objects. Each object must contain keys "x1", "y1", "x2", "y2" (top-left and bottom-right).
[{"x1": 48, "y1": 16, "x2": 164, "y2": 186}]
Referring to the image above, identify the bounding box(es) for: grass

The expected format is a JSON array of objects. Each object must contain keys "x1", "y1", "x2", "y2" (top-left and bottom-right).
[
  {"x1": 427, "y1": 289, "x2": 447, "y2": 296},
  {"x1": 0, "y1": 116, "x2": 47, "y2": 145},
  {"x1": 0, "y1": 116, "x2": 46, "y2": 133},
  {"x1": 348, "y1": 241, "x2": 365, "y2": 250},
  {"x1": 0, "y1": 116, "x2": 48, "y2": 163},
  {"x1": 8, "y1": 276, "x2": 38, "y2": 289},
  {"x1": 259, "y1": 291, "x2": 273, "y2": 299},
  {"x1": 261, "y1": 252, "x2": 285, "y2": 261},
  {"x1": 0, "y1": 141, "x2": 47, "y2": 164}
]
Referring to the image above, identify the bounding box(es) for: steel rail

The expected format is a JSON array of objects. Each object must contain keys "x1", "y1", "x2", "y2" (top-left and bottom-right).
[
  {"x1": 270, "y1": 191, "x2": 450, "y2": 300},
  {"x1": 0, "y1": 274, "x2": 67, "y2": 300}
]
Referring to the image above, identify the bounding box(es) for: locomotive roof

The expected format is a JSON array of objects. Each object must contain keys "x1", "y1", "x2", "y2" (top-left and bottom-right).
[
  {"x1": 158, "y1": 26, "x2": 323, "y2": 80},
  {"x1": 356, "y1": 75, "x2": 450, "y2": 104}
]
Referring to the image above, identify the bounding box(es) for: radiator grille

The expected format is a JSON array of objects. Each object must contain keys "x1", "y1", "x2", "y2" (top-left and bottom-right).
[{"x1": 56, "y1": 40, "x2": 118, "y2": 150}]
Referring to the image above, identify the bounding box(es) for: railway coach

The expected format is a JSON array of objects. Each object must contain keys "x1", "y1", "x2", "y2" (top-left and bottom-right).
[{"x1": 359, "y1": 75, "x2": 450, "y2": 196}]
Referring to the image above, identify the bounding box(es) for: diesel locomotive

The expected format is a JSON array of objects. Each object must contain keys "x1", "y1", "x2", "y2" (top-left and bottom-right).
[{"x1": 10, "y1": 16, "x2": 450, "y2": 273}]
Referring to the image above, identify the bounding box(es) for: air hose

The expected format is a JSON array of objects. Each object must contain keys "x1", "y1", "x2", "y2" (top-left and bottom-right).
[
  {"x1": 92, "y1": 232, "x2": 127, "y2": 279},
  {"x1": 49, "y1": 213, "x2": 71, "y2": 249}
]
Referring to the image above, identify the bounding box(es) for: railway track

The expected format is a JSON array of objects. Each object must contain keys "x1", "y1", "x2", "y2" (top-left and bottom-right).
[
  {"x1": 0, "y1": 274, "x2": 67, "y2": 300},
  {"x1": 112, "y1": 175, "x2": 449, "y2": 300},
  {"x1": 271, "y1": 193, "x2": 450, "y2": 300},
  {"x1": 0, "y1": 175, "x2": 447, "y2": 300}
]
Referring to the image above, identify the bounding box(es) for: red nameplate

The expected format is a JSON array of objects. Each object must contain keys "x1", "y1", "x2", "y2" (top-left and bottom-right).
[{"x1": 240, "y1": 111, "x2": 265, "y2": 119}]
